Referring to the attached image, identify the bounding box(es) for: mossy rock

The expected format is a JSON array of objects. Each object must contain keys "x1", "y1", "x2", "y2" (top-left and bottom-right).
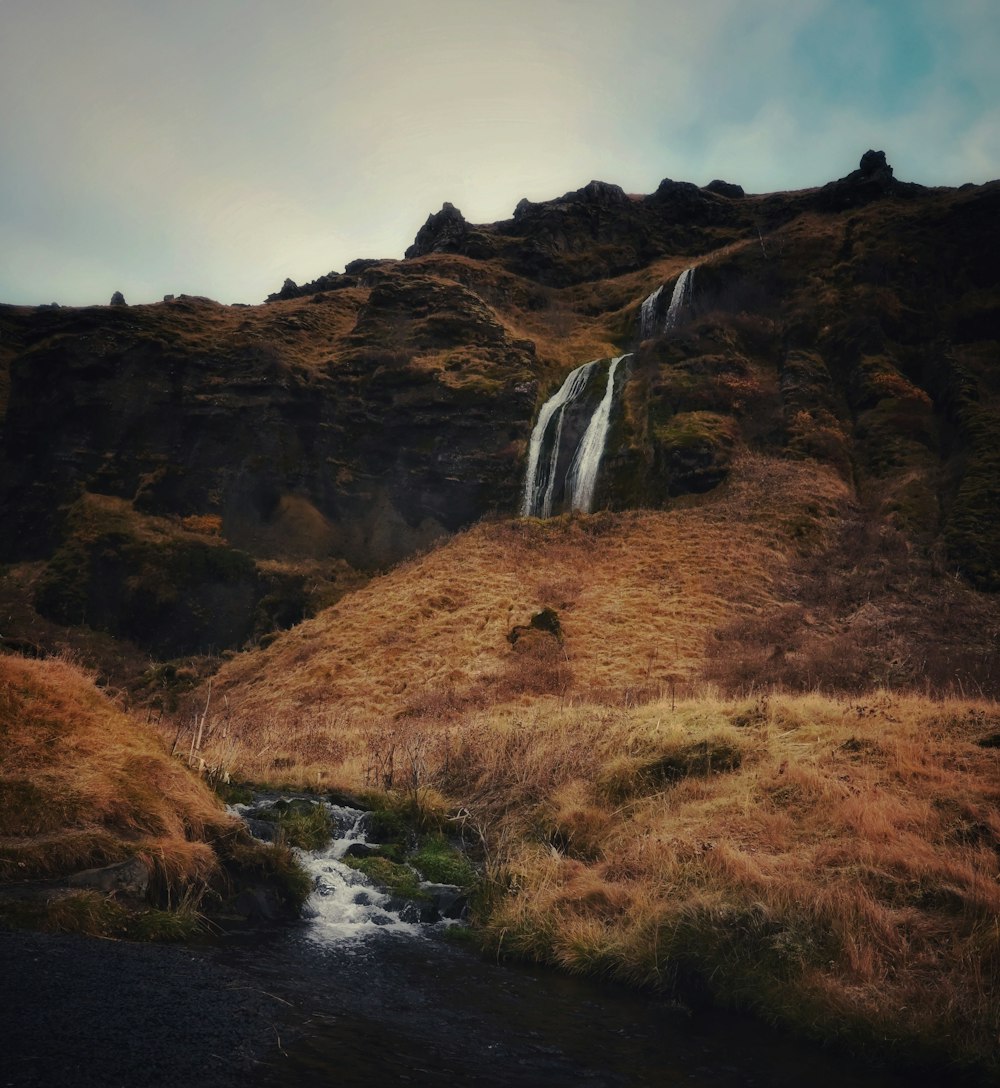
[
  {"x1": 251, "y1": 800, "x2": 333, "y2": 850},
  {"x1": 508, "y1": 606, "x2": 562, "y2": 645},
  {"x1": 361, "y1": 807, "x2": 413, "y2": 845},
  {"x1": 33, "y1": 493, "x2": 266, "y2": 655},
  {"x1": 653, "y1": 411, "x2": 738, "y2": 495},
  {"x1": 341, "y1": 855, "x2": 428, "y2": 900},
  {"x1": 410, "y1": 835, "x2": 477, "y2": 886}
]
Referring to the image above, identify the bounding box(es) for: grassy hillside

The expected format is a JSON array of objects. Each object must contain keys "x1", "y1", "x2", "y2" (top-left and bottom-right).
[{"x1": 179, "y1": 448, "x2": 1000, "y2": 1077}]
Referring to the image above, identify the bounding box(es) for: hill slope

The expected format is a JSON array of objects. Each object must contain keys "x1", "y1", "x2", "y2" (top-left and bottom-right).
[{"x1": 1, "y1": 152, "x2": 998, "y2": 669}]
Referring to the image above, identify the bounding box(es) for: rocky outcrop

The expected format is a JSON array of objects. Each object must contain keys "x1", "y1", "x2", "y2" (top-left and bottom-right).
[
  {"x1": 405, "y1": 202, "x2": 472, "y2": 259},
  {"x1": 1, "y1": 151, "x2": 998, "y2": 670},
  {"x1": 704, "y1": 179, "x2": 745, "y2": 199},
  {"x1": 0, "y1": 268, "x2": 537, "y2": 641},
  {"x1": 813, "y1": 150, "x2": 924, "y2": 211}
]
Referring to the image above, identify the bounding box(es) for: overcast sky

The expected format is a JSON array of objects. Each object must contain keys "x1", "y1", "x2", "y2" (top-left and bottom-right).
[{"x1": 1, "y1": 0, "x2": 997, "y2": 306}]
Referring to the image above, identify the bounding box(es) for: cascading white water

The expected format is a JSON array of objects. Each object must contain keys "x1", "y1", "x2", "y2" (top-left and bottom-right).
[
  {"x1": 636, "y1": 267, "x2": 695, "y2": 341},
  {"x1": 638, "y1": 284, "x2": 664, "y2": 340},
  {"x1": 521, "y1": 360, "x2": 599, "y2": 518},
  {"x1": 664, "y1": 266, "x2": 695, "y2": 330},
  {"x1": 567, "y1": 354, "x2": 630, "y2": 513},
  {"x1": 296, "y1": 804, "x2": 423, "y2": 943},
  {"x1": 232, "y1": 799, "x2": 467, "y2": 945}
]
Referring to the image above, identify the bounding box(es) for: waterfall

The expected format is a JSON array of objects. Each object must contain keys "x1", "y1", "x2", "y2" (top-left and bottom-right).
[
  {"x1": 566, "y1": 354, "x2": 630, "y2": 513},
  {"x1": 521, "y1": 360, "x2": 599, "y2": 517},
  {"x1": 636, "y1": 266, "x2": 695, "y2": 341},
  {"x1": 638, "y1": 284, "x2": 664, "y2": 340},
  {"x1": 664, "y1": 266, "x2": 695, "y2": 330}
]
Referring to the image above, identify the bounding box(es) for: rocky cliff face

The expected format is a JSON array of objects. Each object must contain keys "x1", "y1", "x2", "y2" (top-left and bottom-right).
[{"x1": 1, "y1": 152, "x2": 998, "y2": 658}]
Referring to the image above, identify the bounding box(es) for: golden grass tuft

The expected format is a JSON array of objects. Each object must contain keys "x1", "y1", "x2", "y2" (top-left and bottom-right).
[{"x1": 0, "y1": 654, "x2": 236, "y2": 899}]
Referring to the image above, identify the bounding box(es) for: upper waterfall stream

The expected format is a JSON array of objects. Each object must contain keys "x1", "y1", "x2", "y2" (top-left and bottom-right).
[{"x1": 637, "y1": 265, "x2": 695, "y2": 339}]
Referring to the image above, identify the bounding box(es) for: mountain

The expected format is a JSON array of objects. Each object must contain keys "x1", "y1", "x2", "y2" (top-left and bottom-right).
[{"x1": 1, "y1": 151, "x2": 997, "y2": 679}]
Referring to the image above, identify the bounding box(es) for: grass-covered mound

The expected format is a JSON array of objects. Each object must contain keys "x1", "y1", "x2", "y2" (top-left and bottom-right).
[
  {"x1": 0, "y1": 654, "x2": 309, "y2": 938},
  {"x1": 451, "y1": 692, "x2": 1000, "y2": 1079}
]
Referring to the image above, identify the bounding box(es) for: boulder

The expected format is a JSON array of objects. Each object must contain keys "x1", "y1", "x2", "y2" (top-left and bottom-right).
[
  {"x1": 858, "y1": 149, "x2": 893, "y2": 180},
  {"x1": 574, "y1": 180, "x2": 629, "y2": 207},
  {"x1": 422, "y1": 882, "x2": 470, "y2": 920},
  {"x1": 110, "y1": 291, "x2": 127, "y2": 306},
  {"x1": 812, "y1": 150, "x2": 921, "y2": 210},
  {"x1": 508, "y1": 606, "x2": 562, "y2": 645},
  {"x1": 343, "y1": 842, "x2": 382, "y2": 858},
  {"x1": 67, "y1": 856, "x2": 149, "y2": 899}
]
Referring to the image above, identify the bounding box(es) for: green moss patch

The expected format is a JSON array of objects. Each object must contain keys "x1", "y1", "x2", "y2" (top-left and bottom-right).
[
  {"x1": 653, "y1": 411, "x2": 739, "y2": 495},
  {"x1": 341, "y1": 855, "x2": 427, "y2": 900},
  {"x1": 410, "y1": 835, "x2": 477, "y2": 886},
  {"x1": 250, "y1": 799, "x2": 333, "y2": 850}
]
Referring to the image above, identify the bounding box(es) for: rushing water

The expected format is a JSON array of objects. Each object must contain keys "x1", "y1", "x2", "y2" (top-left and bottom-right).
[
  {"x1": 638, "y1": 283, "x2": 664, "y2": 340},
  {"x1": 294, "y1": 805, "x2": 424, "y2": 942},
  {"x1": 522, "y1": 355, "x2": 629, "y2": 518},
  {"x1": 664, "y1": 265, "x2": 695, "y2": 330},
  {"x1": 637, "y1": 267, "x2": 695, "y2": 340},
  {"x1": 566, "y1": 354, "x2": 629, "y2": 512},
  {"x1": 219, "y1": 797, "x2": 935, "y2": 1088},
  {"x1": 521, "y1": 360, "x2": 600, "y2": 518}
]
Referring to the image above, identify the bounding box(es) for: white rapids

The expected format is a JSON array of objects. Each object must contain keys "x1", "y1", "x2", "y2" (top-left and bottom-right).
[
  {"x1": 233, "y1": 800, "x2": 465, "y2": 945},
  {"x1": 664, "y1": 266, "x2": 695, "y2": 330},
  {"x1": 638, "y1": 284, "x2": 664, "y2": 340},
  {"x1": 637, "y1": 266, "x2": 695, "y2": 340},
  {"x1": 297, "y1": 804, "x2": 423, "y2": 943}
]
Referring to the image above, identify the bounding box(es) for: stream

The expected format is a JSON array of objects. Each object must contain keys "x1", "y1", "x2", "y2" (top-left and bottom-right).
[{"x1": 223, "y1": 797, "x2": 940, "y2": 1087}]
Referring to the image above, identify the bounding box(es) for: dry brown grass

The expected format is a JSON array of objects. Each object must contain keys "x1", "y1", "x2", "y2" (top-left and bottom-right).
[
  {"x1": 172, "y1": 665, "x2": 1000, "y2": 1072},
  {"x1": 181, "y1": 530, "x2": 1000, "y2": 1074},
  {"x1": 201, "y1": 455, "x2": 841, "y2": 758},
  {"x1": 162, "y1": 445, "x2": 998, "y2": 1073},
  {"x1": 323, "y1": 689, "x2": 995, "y2": 1075},
  {"x1": 0, "y1": 654, "x2": 237, "y2": 892}
]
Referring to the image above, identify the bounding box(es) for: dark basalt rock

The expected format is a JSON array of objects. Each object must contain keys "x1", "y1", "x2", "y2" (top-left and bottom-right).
[
  {"x1": 704, "y1": 179, "x2": 745, "y2": 199},
  {"x1": 508, "y1": 606, "x2": 563, "y2": 645},
  {"x1": 405, "y1": 201, "x2": 470, "y2": 259},
  {"x1": 858, "y1": 149, "x2": 892, "y2": 179},
  {"x1": 343, "y1": 842, "x2": 383, "y2": 858},
  {"x1": 813, "y1": 149, "x2": 924, "y2": 210},
  {"x1": 109, "y1": 291, "x2": 127, "y2": 306},
  {"x1": 572, "y1": 179, "x2": 629, "y2": 207},
  {"x1": 67, "y1": 857, "x2": 149, "y2": 899},
  {"x1": 0, "y1": 269, "x2": 537, "y2": 636}
]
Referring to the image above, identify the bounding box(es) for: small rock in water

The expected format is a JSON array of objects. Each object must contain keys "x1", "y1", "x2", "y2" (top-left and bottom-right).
[{"x1": 344, "y1": 842, "x2": 381, "y2": 858}]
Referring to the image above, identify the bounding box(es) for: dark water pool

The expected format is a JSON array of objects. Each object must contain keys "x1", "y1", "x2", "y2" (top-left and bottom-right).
[{"x1": 224, "y1": 924, "x2": 939, "y2": 1088}]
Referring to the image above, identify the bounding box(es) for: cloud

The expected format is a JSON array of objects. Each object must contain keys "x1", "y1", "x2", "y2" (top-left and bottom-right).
[{"x1": 0, "y1": 0, "x2": 996, "y2": 305}]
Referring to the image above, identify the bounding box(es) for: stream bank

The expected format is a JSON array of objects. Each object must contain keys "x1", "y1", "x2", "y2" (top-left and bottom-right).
[{"x1": 0, "y1": 794, "x2": 976, "y2": 1087}]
